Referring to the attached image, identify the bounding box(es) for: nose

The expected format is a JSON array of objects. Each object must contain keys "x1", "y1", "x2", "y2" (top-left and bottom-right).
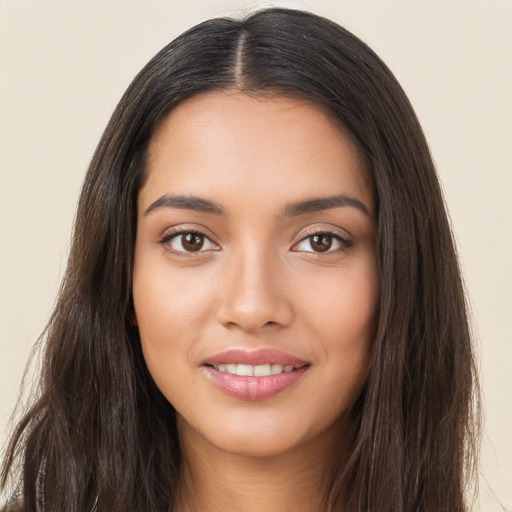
[{"x1": 216, "y1": 248, "x2": 294, "y2": 333}]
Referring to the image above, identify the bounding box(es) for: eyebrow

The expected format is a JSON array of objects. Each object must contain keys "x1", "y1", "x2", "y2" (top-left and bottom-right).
[
  {"x1": 144, "y1": 193, "x2": 370, "y2": 217},
  {"x1": 145, "y1": 194, "x2": 226, "y2": 216},
  {"x1": 282, "y1": 194, "x2": 370, "y2": 217}
]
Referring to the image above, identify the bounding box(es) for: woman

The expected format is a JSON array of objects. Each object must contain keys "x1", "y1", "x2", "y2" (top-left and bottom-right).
[{"x1": 1, "y1": 8, "x2": 479, "y2": 512}]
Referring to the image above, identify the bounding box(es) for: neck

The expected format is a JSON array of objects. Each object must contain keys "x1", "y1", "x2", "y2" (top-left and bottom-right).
[{"x1": 174, "y1": 417, "x2": 349, "y2": 512}]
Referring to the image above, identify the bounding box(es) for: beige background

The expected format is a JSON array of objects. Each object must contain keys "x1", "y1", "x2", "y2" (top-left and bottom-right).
[{"x1": 1, "y1": 0, "x2": 511, "y2": 509}]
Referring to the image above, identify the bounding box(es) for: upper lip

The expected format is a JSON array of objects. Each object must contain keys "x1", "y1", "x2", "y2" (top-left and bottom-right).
[{"x1": 202, "y1": 349, "x2": 309, "y2": 368}]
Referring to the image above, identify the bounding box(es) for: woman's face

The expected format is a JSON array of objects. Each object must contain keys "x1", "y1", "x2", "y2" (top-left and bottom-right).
[{"x1": 133, "y1": 91, "x2": 379, "y2": 458}]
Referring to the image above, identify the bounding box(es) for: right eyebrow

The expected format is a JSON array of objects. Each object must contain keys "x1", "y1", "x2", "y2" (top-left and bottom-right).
[{"x1": 145, "y1": 194, "x2": 226, "y2": 216}]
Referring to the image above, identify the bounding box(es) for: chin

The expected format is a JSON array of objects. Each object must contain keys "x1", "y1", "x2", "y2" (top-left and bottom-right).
[
  {"x1": 177, "y1": 407, "x2": 347, "y2": 461},
  {"x1": 217, "y1": 431, "x2": 304, "y2": 459}
]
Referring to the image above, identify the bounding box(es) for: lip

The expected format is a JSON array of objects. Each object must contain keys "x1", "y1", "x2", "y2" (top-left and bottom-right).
[
  {"x1": 203, "y1": 348, "x2": 309, "y2": 367},
  {"x1": 201, "y1": 349, "x2": 310, "y2": 401}
]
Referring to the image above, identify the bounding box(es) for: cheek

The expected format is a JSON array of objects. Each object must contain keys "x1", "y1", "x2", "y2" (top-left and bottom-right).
[
  {"x1": 299, "y1": 257, "x2": 379, "y2": 343},
  {"x1": 133, "y1": 259, "x2": 215, "y2": 332},
  {"x1": 297, "y1": 257, "x2": 378, "y2": 393},
  {"x1": 132, "y1": 261, "x2": 217, "y2": 387}
]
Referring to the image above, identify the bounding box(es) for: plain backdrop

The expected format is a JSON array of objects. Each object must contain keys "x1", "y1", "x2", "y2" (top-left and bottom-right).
[{"x1": 1, "y1": 1, "x2": 511, "y2": 510}]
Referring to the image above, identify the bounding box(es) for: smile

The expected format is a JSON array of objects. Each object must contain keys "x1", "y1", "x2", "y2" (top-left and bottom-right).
[
  {"x1": 202, "y1": 349, "x2": 310, "y2": 401},
  {"x1": 212, "y1": 363, "x2": 295, "y2": 376}
]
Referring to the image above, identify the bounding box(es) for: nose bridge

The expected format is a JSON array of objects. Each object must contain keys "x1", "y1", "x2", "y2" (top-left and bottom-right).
[{"x1": 217, "y1": 241, "x2": 292, "y2": 332}]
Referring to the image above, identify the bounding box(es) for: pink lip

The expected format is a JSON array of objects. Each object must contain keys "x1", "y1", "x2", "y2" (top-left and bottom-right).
[
  {"x1": 202, "y1": 349, "x2": 310, "y2": 401},
  {"x1": 203, "y1": 349, "x2": 309, "y2": 367}
]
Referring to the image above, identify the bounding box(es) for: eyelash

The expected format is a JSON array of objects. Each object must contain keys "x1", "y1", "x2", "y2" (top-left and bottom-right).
[
  {"x1": 158, "y1": 227, "x2": 353, "y2": 256},
  {"x1": 158, "y1": 228, "x2": 218, "y2": 257},
  {"x1": 292, "y1": 228, "x2": 353, "y2": 254}
]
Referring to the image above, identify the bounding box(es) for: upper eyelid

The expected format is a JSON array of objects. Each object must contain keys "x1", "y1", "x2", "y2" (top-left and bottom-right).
[
  {"x1": 159, "y1": 224, "x2": 217, "y2": 241},
  {"x1": 294, "y1": 224, "x2": 351, "y2": 241}
]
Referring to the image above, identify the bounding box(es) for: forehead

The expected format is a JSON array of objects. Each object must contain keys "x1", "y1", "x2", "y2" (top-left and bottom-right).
[{"x1": 141, "y1": 91, "x2": 373, "y2": 213}]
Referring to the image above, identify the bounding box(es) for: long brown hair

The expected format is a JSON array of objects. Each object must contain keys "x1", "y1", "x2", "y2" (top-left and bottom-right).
[{"x1": 1, "y1": 8, "x2": 479, "y2": 511}]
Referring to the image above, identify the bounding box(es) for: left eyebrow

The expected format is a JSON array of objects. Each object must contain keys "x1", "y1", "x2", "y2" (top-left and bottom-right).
[{"x1": 281, "y1": 194, "x2": 370, "y2": 217}]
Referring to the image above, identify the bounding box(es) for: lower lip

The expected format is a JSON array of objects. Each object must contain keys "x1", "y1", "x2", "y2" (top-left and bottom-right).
[{"x1": 203, "y1": 366, "x2": 309, "y2": 401}]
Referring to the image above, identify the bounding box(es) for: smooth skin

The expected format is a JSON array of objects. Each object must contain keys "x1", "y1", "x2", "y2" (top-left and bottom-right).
[{"x1": 133, "y1": 91, "x2": 379, "y2": 511}]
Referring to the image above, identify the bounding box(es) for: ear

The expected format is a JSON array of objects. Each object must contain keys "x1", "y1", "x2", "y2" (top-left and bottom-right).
[{"x1": 131, "y1": 311, "x2": 138, "y2": 326}]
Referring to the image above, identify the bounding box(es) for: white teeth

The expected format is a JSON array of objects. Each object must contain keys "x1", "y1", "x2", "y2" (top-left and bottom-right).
[
  {"x1": 226, "y1": 363, "x2": 237, "y2": 374},
  {"x1": 213, "y1": 363, "x2": 295, "y2": 376},
  {"x1": 270, "y1": 364, "x2": 283, "y2": 375},
  {"x1": 253, "y1": 364, "x2": 271, "y2": 376},
  {"x1": 236, "y1": 364, "x2": 253, "y2": 376}
]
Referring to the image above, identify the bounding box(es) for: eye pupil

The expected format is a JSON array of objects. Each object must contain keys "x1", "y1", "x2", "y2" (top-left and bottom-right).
[
  {"x1": 182, "y1": 233, "x2": 204, "y2": 251},
  {"x1": 311, "y1": 234, "x2": 332, "y2": 252}
]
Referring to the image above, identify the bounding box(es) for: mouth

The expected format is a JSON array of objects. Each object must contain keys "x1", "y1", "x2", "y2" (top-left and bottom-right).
[
  {"x1": 201, "y1": 349, "x2": 310, "y2": 401},
  {"x1": 209, "y1": 363, "x2": 297, "y2": 376}
]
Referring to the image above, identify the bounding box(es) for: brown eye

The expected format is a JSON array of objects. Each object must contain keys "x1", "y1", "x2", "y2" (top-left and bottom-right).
[
  {"x1": 161, "y1": 231, "x2": 217, "y2": 253},
  {"x1": 293, "y1": 231, "x2": 351, "y2": 254},
  {"x1": 310, "y1": 234, "x2": 332, "y2": 252},
  {"x1": 181, "y1": 233, "x2": 205, "y2": 252}
]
